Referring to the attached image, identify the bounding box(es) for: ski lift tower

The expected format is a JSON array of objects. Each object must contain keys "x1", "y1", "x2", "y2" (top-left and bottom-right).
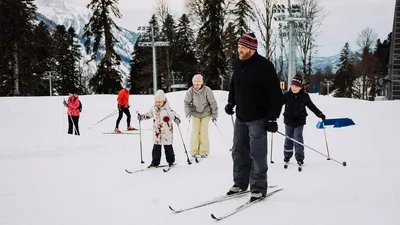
[
  {"x1": 136, "y1": 25, "x2": 170, "y2": 94},
  {"x1": 273, "y1": 1, "x2": 307, "y2": 90}
]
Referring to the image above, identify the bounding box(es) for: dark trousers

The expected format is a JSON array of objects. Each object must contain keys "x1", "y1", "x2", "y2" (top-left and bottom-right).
[
  {"x1": 68, "y1": 115, "x2": 80, "y2": 135},
  {"x1": 284, "y1": 125, "x2": 304, "y2": 162},
  {"x1": 231, "y1": 118, "x2": 268, "y2": 195},
  {"x1": 115, "y1": 108, "x2": 131, "y2": 129},
  {"x1": 151, "y1": 144, "x2": 175, "y2": 166}
]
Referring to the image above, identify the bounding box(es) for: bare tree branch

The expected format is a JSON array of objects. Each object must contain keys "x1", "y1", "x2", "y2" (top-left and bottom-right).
[
  {"x1": 155, "y1": 0, "x2": 170, "y2": 24},
  {"x1": 357, "y1": 27, "x2": 378, "y2": 51},
  {"x1": 184, "y1": 0, "x2": 205, "y2": 30},
  {"x1": 295, "y1": 0, "x2": 325, "y2": 77},
  {"x1": 250, "y1": 0, "x2": 276, "y2": 58}
]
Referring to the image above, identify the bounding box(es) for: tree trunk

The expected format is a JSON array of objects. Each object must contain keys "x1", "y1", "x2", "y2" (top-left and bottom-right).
[
  {"x1": 13, "y1": 42, "x2": 19, "y2": 96},
  {"x1": 166, "y1": 48, "x2": 171, "y2": 92}
]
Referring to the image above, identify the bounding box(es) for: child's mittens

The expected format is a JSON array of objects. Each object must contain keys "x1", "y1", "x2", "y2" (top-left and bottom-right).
[
  {"x1": 318, "y1": 113, "x2": 326, "y2": 121},
  {"x1": 174, "y1": 117, "x2": 181, "y2": 125}
]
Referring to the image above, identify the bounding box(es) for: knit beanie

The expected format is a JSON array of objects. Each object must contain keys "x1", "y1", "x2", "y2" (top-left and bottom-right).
[
  {"x1": 155, "y1": 89, "x2": 166, "y2": 101},
  {"x1": 291, "y1": 74, "x2": 303, "y2": 87},
  {"x1": 238, "y1": 33, "x2": 258, "y2": 51},
  {"x1": 192, "y1": 74, "x2": 203, "y2": 85}
]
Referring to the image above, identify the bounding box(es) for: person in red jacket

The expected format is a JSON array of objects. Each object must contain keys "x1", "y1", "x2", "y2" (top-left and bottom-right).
[
  {"x1": 63, "y1": 89, "x2": 80, "y2": 135},
  {"x1": 115, "y1": 84, "x2": 136, "y2": 133}
]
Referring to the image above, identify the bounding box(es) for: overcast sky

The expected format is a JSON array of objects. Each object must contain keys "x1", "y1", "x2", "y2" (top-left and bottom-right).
[{"x1": 68, "y1": 0, "x2": 395, "y2": 57}]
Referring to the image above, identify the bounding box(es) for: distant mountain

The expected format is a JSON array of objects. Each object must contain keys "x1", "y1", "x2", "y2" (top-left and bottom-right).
[
  {"x1": 311, "y1": 54, "x2": 340, "y2": 73},
  {"x1": 34, "y1": 0, "x2": 137, "y2": 86}
]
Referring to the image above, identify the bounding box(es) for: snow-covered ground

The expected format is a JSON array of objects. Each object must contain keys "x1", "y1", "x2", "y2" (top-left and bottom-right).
[{"x1": 0, "y1": 91, "x2": 399, "y2": 225}]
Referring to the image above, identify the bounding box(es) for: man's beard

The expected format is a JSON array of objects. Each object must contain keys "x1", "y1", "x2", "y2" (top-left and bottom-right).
[{"x1": 239, "y1": 51, "x2": 251, "y2": 60}]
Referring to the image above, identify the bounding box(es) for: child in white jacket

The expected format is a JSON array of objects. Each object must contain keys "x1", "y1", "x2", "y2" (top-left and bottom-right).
[{"x1": 138, "y1": 90, "x2": 181, "y2": 168}]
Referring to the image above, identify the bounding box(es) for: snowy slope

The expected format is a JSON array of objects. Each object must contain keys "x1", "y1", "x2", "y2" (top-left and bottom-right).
[
  {"x1": 34, "y1": 0, "x2": 137, "y2": 83},
  {"x1": 0, "y1": 92, "x2": 399, "y2": 225}
]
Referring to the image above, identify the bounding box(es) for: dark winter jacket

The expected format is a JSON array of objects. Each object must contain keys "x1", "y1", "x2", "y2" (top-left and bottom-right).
[
  {"x1": 228, "y1": 52, "x2": 283, "y2": 122},
  {"x1": 283, "y1": 89, "x2": 323, "y2": 127}
]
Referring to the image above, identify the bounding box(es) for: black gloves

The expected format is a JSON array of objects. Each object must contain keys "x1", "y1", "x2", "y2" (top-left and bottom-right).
[
  {"x1": 212, "y1": 118, "x2": 217, "y2": 123},
  {"x1": 137, "y1": 114, "x2": 142, "y2": 121},
  {"x1": 266, "y1": 120, "x2": 278, "y2": 133},
  {"x1": 174, "y1": 117, "x2": 181, "y2": 125},
  {"x1": 319, "y1": 113, "x2": 326, "y2": 121},
  {"x1": 224, "y1": 103, "x2": 235, "y2": 115}
]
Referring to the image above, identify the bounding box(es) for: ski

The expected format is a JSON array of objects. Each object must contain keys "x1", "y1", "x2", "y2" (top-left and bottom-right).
[
  {"x1": 125, "y1": 165, "x2": 169, "y2": 174},
  {"x1": 163, "y1": 164, "x2": 177, "y2": 172},
  {"x1": 103, "y1": 132, "x2": 138, "y2": 135},
  {"x1": 168, "y1": 185, "x2": 279, "y2": 214},
  {"x1": 191, "y1": 155, "x2": 208, "y2": 163},
  {"x1": 210, "y1": 188, "x2": 284, "y2": 221}
]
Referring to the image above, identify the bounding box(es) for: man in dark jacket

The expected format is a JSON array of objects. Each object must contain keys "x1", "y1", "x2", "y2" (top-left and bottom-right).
[
  {"x1": 224, "y1": 33, "x2": 283, "y2": 202},
  {"x1": 282, "y1": 74, "x2": 326, "y2": 164}
]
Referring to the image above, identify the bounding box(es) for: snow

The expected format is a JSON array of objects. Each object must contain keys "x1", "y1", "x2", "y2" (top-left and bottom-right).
[{"x1": 0, "y1": 91, "x2": 399, "y2": 225}]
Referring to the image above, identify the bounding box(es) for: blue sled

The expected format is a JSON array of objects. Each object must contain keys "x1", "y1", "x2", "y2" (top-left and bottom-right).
[{"x1": 316, "y1": 118, "x2": 355, "y2": 129}]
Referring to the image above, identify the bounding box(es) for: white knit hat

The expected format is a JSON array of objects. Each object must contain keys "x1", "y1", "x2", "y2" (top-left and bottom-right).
[
  {"x1": 155, "y1": 89, "x2": 166, "y2": 101},
  {"x1": 192, "y1": 74, "x2": 203, "y2": 85}
]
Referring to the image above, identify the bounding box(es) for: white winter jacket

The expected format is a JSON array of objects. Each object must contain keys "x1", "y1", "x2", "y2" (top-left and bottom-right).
[{"x1": 141, "y1": 99, "x2": 180, "y2": 145}]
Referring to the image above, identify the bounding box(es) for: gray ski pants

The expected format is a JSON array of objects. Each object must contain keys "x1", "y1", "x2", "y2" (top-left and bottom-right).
[
  {"x1": 231, "y1": 118, "x2": 268, "y2": 195},
  {"x1": 284, "y1": 125, "x2": 304, "y2": 161}
]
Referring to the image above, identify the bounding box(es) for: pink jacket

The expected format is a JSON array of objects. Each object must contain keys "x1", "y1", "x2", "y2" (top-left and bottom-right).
[{"x1": 67, "y1": 96, "x2": 80, "y2": 116}]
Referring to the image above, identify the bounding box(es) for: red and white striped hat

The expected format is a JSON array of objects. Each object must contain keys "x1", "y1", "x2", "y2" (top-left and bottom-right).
[{"x1": 238, "y1": 33, "x2": 258, "y2": 51}]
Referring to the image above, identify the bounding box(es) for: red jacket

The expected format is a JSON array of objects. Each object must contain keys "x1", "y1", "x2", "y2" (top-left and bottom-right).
[
  {"x1": 117, "y1": 89, "x2": 130, "y2": 108},
  {"x1": 67, "y1": 96, "x2": 80, "y2": 116}
]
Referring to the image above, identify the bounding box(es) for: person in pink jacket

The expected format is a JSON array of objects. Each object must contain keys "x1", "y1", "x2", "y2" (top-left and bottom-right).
[{"x1": 63, "y1": 89, "x2": 81, "y2": 135}]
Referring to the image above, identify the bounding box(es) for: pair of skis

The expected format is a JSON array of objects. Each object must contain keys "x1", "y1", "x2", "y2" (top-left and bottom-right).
[
  {"x1": 169, "y1": 186, "x2": 283, "y2": 221},
  {"x1": 125, "y1": 163, "x2": 176, "y2": 174}
]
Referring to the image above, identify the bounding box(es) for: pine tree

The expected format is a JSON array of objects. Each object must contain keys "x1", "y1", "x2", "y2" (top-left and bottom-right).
[
  {"x1": 0, "y1": 0, "x2": 37, "y2": 96},
  {"x1": 30, "y1": 21, "x2": 53, "y2": 95},
  {"x1": 222, "y1": 22, "x2": 237, "y2": 90},
  {"x1": 66, "y1": 27, "x2": 83, "y2": 93},
  {"x1": 333, "y1": 43, "x2": 356, "y2": 98},
  {"x1": 198, "y1": 0, "x2": 226, "y2": 90},
  {"x1": 373, "y1": 33, "x2": 391, "y2": 96},
  {"x1": 52, "y1": 25, "x2": 70, "y2": 95},
  {"x1": 129, "y1": 36, "x2": 154, "y2": 94},
  {"x1": 160, "y1": 14, "x2": 176, "y2": 92},
  {"x1": 232, "y1": 0, "x2": 253, "y2": 37},
  {"x1": 174, "y1": 14, "x2": 198, "y2": 86},
  {"x1": 83, "y1": 0, "x2": 123, "y2": 94}
]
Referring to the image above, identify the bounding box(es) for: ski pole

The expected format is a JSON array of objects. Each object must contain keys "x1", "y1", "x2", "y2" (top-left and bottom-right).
[
  {"x1": 88, "y1": 109, "x2": 118, "y2": 129},
  {"x1": 322, "y1": 121, "x2": 331, "y2": 160},
  {"x1": 177, "y1": 123, "x2": 192, "y2": 165},
  {"x1": 270, "y1": 133, "x2": 274, "y2": 163},
  {"x1": 186, "y1": 117, "x2": 191, "y2": 151},
  {"x1": 137, "y1": 111, "x2": 145, "y2": 164},
  {"x1": 230, "y1": 115, "x2": 234, "y2": 126},
  {"x1": 276, "y1": 131, "x2": 347, "y2": 167},
  {"x1": 213, "y1": 121, "x2": 232, "y2": 151}
]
